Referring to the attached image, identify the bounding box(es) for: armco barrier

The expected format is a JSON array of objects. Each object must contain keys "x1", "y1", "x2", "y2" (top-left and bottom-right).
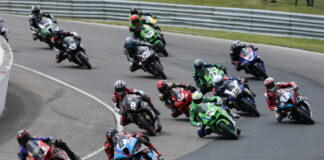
[
  {"x1": 0, "y1": 37, "x2": 13, "y2": 114},
  {"x1": 1, "y1": 0, "x2": 324, "y2": 40}
]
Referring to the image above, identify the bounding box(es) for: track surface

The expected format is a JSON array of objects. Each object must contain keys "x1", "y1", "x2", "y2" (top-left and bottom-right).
[{"x1": 1, "y1": 14, "x2": 324, "y2": 159}]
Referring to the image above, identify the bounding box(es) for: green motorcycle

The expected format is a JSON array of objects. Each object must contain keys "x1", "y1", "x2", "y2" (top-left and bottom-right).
[
  {"x1": 38, "y1": 18, "x2": 56, "y2": 48},
  {"x1": 198, "y1": 102, "x2": 240, "y2": 139},
  {"x1": 140, "y1": 24, "x2": 168, "y2": 57},
  {"x1": 204, "y1": 67, "x2": 226, "y2": 89}
]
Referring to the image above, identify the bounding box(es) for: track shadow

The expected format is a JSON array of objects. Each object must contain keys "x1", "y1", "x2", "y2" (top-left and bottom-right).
[
  {"x1": 56, "y1": 65, "x2": 96, "y2": 70},
  {"x1": 172, "y1": 117, "x2": 190, "y2": 122}
]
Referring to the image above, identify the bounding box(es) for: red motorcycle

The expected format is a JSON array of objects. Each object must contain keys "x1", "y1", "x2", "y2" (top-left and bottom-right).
[
  {"x1": 170, "y1": 87, "x2": 194, "y2": 117},
  {"x1": 26, "y1": 139, "x2": 70, "y2": 160}
]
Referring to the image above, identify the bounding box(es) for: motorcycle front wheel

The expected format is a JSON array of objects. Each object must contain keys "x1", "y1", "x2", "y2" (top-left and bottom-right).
[{"x1": 138, "y1": 115, "x2": 156, "y2": 136}]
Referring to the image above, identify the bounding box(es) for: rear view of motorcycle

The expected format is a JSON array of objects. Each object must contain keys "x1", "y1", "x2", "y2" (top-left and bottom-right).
[
  {"x1": 62, "y1": 35, "x2": 92, "y2": 69},
  {"x1": 123, "y1": 94, "x2": 162, "y2": 136}
]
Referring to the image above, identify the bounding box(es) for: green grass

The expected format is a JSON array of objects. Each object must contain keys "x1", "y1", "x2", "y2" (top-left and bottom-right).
[
  {"x1": 57, "y1": 17, "x2": 324, "y2": 54},
  {"x1": 134, "y1": 0, "x2": 324, "y2": 15}
]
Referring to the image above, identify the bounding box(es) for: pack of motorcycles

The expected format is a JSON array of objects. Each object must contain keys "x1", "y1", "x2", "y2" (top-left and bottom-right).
[{"x1": 2, "y1": 14, "x2": 314, "y2": 160}]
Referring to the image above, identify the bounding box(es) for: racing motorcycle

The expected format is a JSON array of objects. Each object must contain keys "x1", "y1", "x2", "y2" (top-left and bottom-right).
[
  {"x1": 201, "y1": 67, "x2": 226, "y2": 94},
  {"x1": 239, "y1": 47, "x2": 268, "y2": 79},
  {"x1": 137, "y1": 46, "x2": 166, "y2": 79},
  {"x1": 37, "y1": 18, "x2": 56, "y2": 48},
  {"x1": 216, "y1": 79, "x2": 260, "y2": 117},
  {"x1": 123, "y1": 94, "x2": 162, "y2": 136},
  {"x1": 0, "y1": 20, "x2": 8, "y2": 42},
  {"x1": 142, "y1": 15, "x2": 166, "y2": 44},
  {"x1": 140, "y1": 24, "x2": 168, "y2": 57},
  {"x1": 25, "y1": 139, "x2": 70, "y2": 160},
  {"x1": 114, "y1": 134, "x2": 163, "y2": 160},
  {"x1": 198, "y1": 102, "x2": 240, "y2": 139},
  {"x1": 169, "y1": 87, "x2": 195, "y2": 117},
  {"x1": 276, "y1": 88, "x2": 314, "y2": 124},
  {"x1": 62, "y1": 35, "x2": 92, "y2": 69}
]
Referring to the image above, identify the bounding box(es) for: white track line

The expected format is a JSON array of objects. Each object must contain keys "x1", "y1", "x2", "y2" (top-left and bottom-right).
[{"x1": 13, "y1": 63, "x2": 123, "y2": 160}]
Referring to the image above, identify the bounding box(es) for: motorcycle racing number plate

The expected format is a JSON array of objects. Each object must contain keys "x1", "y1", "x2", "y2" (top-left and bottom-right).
[
  {"x1": 206, "y1": 109, "x2": 215, "y2": 119},
  {"x1": 146, "y1": 31, "x2": 154, "y2": 38},
  {"x1": 69, "y1": 42, "x2": 77, "y2": 50},
  {"x1": 130, "y1": 102, "x2": 137, "y2": 110},
  {"x1": 142, "y1": 51, "x2": 151, "y2": 59},
  {"x1": 177, "y1": 94, "x2": 184, "y2": 101},
  {"x1": 116, "y1": 139, "x2": 127, "y2": 151}
]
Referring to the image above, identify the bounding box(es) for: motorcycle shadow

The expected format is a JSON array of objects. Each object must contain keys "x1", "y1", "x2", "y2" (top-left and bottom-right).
[
  {"x1": 172, "y1": 117, "x2": 189, "y2": 122},
  {"x1": 204, "y1": 135, "x2": 242, "y2": 140},
  {"x1": 132, "y1": 75, "x2": 168, "y2": 80},
  {"x1": 237, "y1": 112, "x2": 260, "y2": 117},
  {"x1": 243, "y1": 76, "x2": 264, "y2": 81},
  {"x1": 56, "y1": 65, "x2": 95, "y2": 70},
  {"x1": 272, "y1": 120, "x2": 315, "y2": 125}
]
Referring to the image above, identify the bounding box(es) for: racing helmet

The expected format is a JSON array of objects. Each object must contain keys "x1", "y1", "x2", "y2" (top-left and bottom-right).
[
  {"x1": 157, "y1": 80, "x2": 168, "y2": 94},
  {"x1": 124, "y1": 37, "x2": 136, "y2": 52},
  {"x1": 232, "y1": 40, "x2": 243, "y2": 49},
  {"x1": 194, "y1": 58, "x2": 204, "y2": 71},
  {"x1": 54, "y1": 27, "x2": 63, "y2": 39},
  {"x1": 131, "y1": 15, "x2": 140, "y2": 27},
  {"x1": 31, "y1": 5, "x2": 41, "y2": 15},
  {"x1": 264, "y1": 77, "x2": 275, "y2": 91},
  {"x1": 212, "y1": 75, "x2": 225, "y2": 88},
  {"x1": 114, "y1": 80, "x2": 126, "y2": 95},
  {"x1": 130, "y1": 8, "x2": 140, "y2": 15},
  {"x1": 17, "y1": 129, "x2": 31, "y2": 146},
  {"x1": 192, "y1": 91, "x2": 203, "y2": 105},
  {"x1": 106, "y1": 128, "x2": 118, "y2": 140}
]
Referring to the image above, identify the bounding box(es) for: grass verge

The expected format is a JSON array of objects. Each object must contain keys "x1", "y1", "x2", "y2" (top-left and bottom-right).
[
  {"x1": 134, "y1": 0, "x2": 324, "y2": 15},
  {"x1": 57, "y1": 17, "x2": 324, "y2": 54}
]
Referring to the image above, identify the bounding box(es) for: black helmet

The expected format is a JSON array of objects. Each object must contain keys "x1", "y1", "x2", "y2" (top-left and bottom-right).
[
  {"x1": 124, "y1": 37, "x2": 137, "y2": 52},
  {"x1": 106, "y1": 128, "x2": 118, "y2": 140},
  {"x1": 54, "y1": 27, "x2": 63, "y2": 39},
  {"x1": 130, "y1": 8, "x2": 140, "y2": 15},
  {"x1": 17, "y1": 129, "x2": 31, "y2": 146},
  {"x1": 31, "y1": 5, "x2": 41, "y2": 15}
]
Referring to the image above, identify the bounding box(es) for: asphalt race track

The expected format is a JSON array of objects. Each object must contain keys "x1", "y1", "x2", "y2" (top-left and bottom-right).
[{"x1": 1, "y1": 14, "x2": 324, "y2": 160}]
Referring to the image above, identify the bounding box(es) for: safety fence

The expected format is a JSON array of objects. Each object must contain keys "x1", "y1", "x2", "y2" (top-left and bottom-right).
[
  {"x1": 0, "y1": 37, "x2": 13, "y2": 114},
  {"x1": 1, "y1": 0, "x2": 324, "y2": 40}
]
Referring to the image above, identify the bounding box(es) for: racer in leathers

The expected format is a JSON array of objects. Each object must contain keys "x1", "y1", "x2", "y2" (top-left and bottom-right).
[
  {"x1": 51, "y1": 27, "x2": 85, "y2": 63},
  {"x1": 264, "y1": 77, "x2": 299, "y2": 121},
  {"x1": 157, "y1": 80, "x2": 196, "y2": 117},
  {"x1": 190, "y1": 91, "x2": 239, "y2": 137},
  {"x1": 129, "y1": 8, "x2": 160, "y2": 31},
  {"x1": 129, "y1": 15, "x2": 144, "y2": 39},
  {"x1": 104, "y1": 128, "x2": 162, "y2": 160},
  {"x1": 123, "y1": 37, "x2": 153, "y2": 72},
  {"x1": 112, "y1": 80, "x2": 160, "y2": 126},
  {"x1": 193, "y1": 58, "x2": 227, "y2": 95},
  {"x1": 17, "y1": 129, "x2": 80, "y2": 160},
  {"x1": 29, "y1": 5, "x2": 56, "y2": 41},
  {"x1": 230, "y1": 40, "x2": 259, "y2": 71},
  {"x1": 213, "y1": 75, "x2": 256, "y2": 97},
  {"x1": 212, "y1": 75, "x2": 255, "y2": 110}
]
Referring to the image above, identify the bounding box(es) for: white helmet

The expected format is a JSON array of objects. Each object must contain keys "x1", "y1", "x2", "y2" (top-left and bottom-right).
[
  {"x1": 114, "y1": 80, "x2": 126, "y2": 95},
  {"x1": 212, "y1": 75, "x2": 224, "y2": 88},
  {"x1": 192, "y1": 91, "x2": 203, "y2": 105}
]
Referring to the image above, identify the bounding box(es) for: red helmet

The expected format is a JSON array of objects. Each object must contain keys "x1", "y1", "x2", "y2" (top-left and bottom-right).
[
  {"x1": 264, "y1": 77, "x2": 275, "y2": 91},
  {"x1": 157, "y1": 80, "x2": 167, "y2": 94},
  {"x1": 131, "y1": 15, "x2": 140, "y2": 26},
  {"x1": 17, "y1": 129, "x2": 31, "y2": 146}
]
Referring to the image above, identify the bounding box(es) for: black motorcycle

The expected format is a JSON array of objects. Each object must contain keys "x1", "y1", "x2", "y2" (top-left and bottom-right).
[
  {"x1": 0, "y1": 20, "x2": 8, "y2": 42},
  {"x1": 123, "y1": 94, "x2": 162, "y2": 136},
  {"x1": 62, "y1": 35, "x2": 92, "y2": 69},
  {"x1": 137, "y1": 46, "x2": 166, "y2": 79}
]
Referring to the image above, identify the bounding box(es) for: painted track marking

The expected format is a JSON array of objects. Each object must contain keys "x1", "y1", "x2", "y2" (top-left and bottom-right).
[{"x1": 13, "y1": 63, "x2": 122, "y2": 160}]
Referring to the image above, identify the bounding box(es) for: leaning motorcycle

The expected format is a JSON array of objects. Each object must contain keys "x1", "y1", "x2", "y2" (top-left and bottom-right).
[
  {"x1": 25, "y1": 139, "x2": 71, "y2": 160},
  {"x1": 62, "y1": 35, "x2": 92, "y2": 69},
  {"x1": 140, "y1": 24, "x2": 168, "y2": 57},
  {"x1": 276, "y1": 88, "x2": 314, "y2": 124},
  {"x1": 220, "y1": 79, "x2": 260, "y2": 117},
  {"x1": 114, "y1": 135, "x2": 163, "y2": 160},
  {"x1": 123, "y1": 94, "x2": 162, "y2": 136},
  {"x1": 0, "y1": 20, "x2": 8, "y2": 42},
  {"x1": 169, "y1": 87, "x2": 195, "y2": 117},
  {"x1": 142, "y1": 15, "x2": 166, "y2": 44},
  {"x1": 137, "y1": 46, "x2": 167, "y2": 79},
  {"x1": 198, "y1": 102, "x2": 240, "y2": 139},
  {"x1": 38, "y1": 18, "x2": 56, "y2": 48},
  {"x1": 239, "y1": 47, "x2": 268, "y2": 79}
]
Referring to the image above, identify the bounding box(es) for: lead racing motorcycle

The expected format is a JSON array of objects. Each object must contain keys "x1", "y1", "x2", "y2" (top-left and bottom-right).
[
  {"x1": 137, "y1": 46, "x2": 167, "y2": 79},
  {"x1": 62, "y1": 35, "x2": 92, "y2": 69},
  {"x1": 169, "y1": 87, "x2": 196, "y2": 117},
  {"x1": 123, "y1": 94, "x2": 162, "y2": 136},
  {"x1": 198, "y1": 102, "x2": 240, "y2": 139},
  {"x1": 140, "y1": 24, "x2": 168, "y2": 57},
  {"x1": 275, "y1": 88, "x2": 314, "y2": 124},
  {"x1": 25, "y1": 139, "x2": 71, "y2": 160},
  {"x1": 114, "y1": 134, "x2": 163, "y2": 160},
  {"x1": 142, "y1": 15, "x2": 166, "y2": 44},
  {"x1": 239, "y1": 47, "x2": 267, "y2": 79}
]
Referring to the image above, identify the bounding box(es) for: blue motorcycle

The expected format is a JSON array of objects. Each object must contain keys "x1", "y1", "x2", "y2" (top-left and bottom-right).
[
  {"x1": 218, "y1": 79, "x2": 260, "y2": 117},
  {"x1": 114, "y1": 135, "x2": 163, "y2": 160},
  {"x1": 276, "y1": 89, "x2": 314, "y2": 124},
  {"x1": 240, "y1": 47, "x2": 267, "y2": 79}
]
